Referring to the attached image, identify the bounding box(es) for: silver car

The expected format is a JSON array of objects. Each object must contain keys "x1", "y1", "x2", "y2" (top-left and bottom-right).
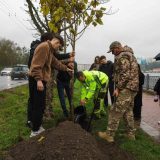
[{"x1": 0, "y1": 67, "x2": 13, "y2": 76}]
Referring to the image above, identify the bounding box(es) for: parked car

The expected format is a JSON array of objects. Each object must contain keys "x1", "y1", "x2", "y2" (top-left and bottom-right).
[
  {"x1": 11, "y1": 64, "x2": 29, "y2": 80},
  {"x1": 0, "y1": 67, "x2": 13, "y2": 76}
]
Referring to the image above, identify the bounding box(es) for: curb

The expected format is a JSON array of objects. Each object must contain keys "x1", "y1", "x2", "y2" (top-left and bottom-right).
[{"x1": 141, "y1": 121, "x2": 160, "y2": 142}]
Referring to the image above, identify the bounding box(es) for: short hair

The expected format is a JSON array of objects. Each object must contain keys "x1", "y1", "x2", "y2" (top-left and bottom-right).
[
  {"x1": 40, "y1": 32, "x2": 53, "y2": 42},
  {"x1": 75, "y1": 71, "x2": 84, "y2": 79},
  {"x1": 53, "y1": 34, "x2": 64, "y2": 47},
  {"x1": 99, "y1": 55, "x2": 106, "y2": 61}
]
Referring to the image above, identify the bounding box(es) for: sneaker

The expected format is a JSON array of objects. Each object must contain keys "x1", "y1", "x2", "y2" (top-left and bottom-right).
[
  {"x1": 30, "y1": 126, "x2": 45, "y2": 138},
  {"x1": 39, "y1": 126, "x2": 45, "y2": 132},
  {"x1": 98, "y1": 131, "x2": 114, "y2": 142},
  {"x1": 30, "y1": 131, "x2": 40, "y2": 137}
]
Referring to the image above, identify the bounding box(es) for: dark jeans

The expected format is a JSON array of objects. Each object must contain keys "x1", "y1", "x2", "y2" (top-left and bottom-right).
[
  {"x1": 57, "y1": 79, "x2": 71, "y2": 116},
  {"x1": 29, "y1": 77, "x2": 46, "y2": 131},
  {"x1": 133, "y1": 89, "x2": 143, "y2": 120},
  {"x1": 104, "y1": 81, "x2": 114, "y2": 106},
  {"x1": 133, "y1": 105, "x2": 142, "y2": 120}
]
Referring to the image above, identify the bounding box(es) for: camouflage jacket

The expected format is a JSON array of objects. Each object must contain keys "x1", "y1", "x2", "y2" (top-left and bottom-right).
[{"x1": 113, "y1": 51, "x2": 139, "y2": 91}]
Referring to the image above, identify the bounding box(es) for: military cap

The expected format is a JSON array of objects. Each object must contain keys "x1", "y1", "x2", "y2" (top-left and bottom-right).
[{"x1": 107, "y1": 41, "x2": 122, "y2": 53}]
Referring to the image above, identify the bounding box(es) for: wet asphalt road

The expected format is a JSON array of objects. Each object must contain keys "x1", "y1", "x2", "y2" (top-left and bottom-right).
[{"x1": 0, "y1": 76, "x2": 28, "y2": 91}]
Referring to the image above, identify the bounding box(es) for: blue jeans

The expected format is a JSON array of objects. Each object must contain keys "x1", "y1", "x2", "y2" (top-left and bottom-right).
[{"x1": 57, "y1": 80, "x2": 71, "y2": 117}]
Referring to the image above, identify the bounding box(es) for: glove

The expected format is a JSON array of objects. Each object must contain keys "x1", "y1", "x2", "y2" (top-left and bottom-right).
[
  {"x1": 102, "y1": 83, "x2": 106, "y2": 89},
  {"x1": 98, "y1": 91, "x2": 105, "y2": 98}
]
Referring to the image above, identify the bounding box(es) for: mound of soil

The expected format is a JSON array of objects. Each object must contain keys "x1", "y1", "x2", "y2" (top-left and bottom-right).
[{"x1": 6, "y1": 121, "x2": 135, "y2": 160}]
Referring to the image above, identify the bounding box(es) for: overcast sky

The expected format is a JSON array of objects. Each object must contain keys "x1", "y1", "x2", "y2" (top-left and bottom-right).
[{"x1": 0, "y1": 0, "x2": 160, "y2": 64}]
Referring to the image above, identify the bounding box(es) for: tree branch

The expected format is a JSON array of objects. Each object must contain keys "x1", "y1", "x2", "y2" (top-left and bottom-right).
[
  {"x1": 27, "y1": 0, "x2": 49, "y2": 31},
  {"x1": 26, "y1": 0, "x2": 44, "y2": 34}
]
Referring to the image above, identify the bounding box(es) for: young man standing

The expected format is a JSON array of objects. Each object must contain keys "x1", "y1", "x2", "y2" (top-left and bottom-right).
[
  {"x1": 99, "y1": 55, "x2": 114, "y2": 106},
  {"x1": 56, "y1": 61, "x2": 77, "y2": 118},
  {"x1": 29, "y1": 34, "x2": 72, "y2": 137},
  {"x1": 27, "y1": 32, "x2": 54, "y2": 127}
]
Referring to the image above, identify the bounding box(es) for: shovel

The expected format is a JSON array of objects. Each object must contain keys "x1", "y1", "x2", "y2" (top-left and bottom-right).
[{"x1": 86, "y1": 89, "x2": 101, "y2": 132}]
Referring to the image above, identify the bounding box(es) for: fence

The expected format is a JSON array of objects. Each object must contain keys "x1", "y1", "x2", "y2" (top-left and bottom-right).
[
  {"x1": 77, "y1": 64, "x2": 91, "y2": 71},
  {"x1": 143, "y1": 74, "x2": 159, "y2": 90}
]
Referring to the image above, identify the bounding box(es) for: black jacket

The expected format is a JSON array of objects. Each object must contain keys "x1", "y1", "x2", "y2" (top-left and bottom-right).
[
  {"x1": 134, "y1": 70, "x2": 145, "y2": 106},
  {"x1": 28, "y1": 40, "x2": 41, "y2": 69},
  {"x1": 154, "y1": 78, "x2": 160, "y2": 95},
  {"x1": 98, "y1": 61, "x2": 114, "y2": 80},
  {"x1": 57, "y1": 61, "x2": 77, "y2": 83}
]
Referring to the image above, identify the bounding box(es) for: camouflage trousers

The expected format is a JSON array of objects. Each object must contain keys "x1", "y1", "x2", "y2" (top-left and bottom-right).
[
  {"x1": 106, "y1": 89, "x2": 137, "y2": 137},
  {"x1": 44, "y1": 77, "x2": 54, "y2": 119}
]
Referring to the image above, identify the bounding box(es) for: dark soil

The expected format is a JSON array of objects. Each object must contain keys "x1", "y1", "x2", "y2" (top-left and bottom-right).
[{"x1": 5, "y1": 121, "x2": 135, "y2": 160}]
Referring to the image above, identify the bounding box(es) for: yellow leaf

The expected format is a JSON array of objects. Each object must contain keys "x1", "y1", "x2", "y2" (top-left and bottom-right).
[
  {"x1": 38, "y1": 136, "x2": 45, "y2": 142},
  {"x1": 48, "y1": 22, "x2": 58, "y2": 33}
]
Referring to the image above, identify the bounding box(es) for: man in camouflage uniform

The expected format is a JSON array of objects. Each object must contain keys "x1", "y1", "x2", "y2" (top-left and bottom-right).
[{"x1": 98, "y1": 41, "x2": 139, "y2": 142}]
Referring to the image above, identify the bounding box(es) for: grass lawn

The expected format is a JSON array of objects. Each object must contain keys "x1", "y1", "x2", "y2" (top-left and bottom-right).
[{"x1": 0, "y1": 81, "x2": 160, "y2": 160}]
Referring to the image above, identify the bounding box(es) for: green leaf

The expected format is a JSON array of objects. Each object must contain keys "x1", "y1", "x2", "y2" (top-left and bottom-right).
[
  {"x1": 90, "y1": 0, "x2": 99, "y2": 8},
  {"x1": 54, "y1": 15, "x2": 61, "y2": 23},
  {"x1": 92, "y1": 21, "x2": 97, "y2": 26},
  {"x1": 70, "y1": 28, "x2": 76, "y2": 35},
  {"x1": 48, "y1": 22, "x2": 58, "y2": 33},
  {"x1": 96, "y1": 10, "x2": 103, "y2": 18},
  {"x1": 96, "y1": 18, "x2": 103, "y2": 25},
  {"x1": 78, "y1": 19, "x2": 82, "y2": 25},
  {"x1": 85, "y1": 16, "x2": 93, "y2": 25},
  {"x1": 91, "y1": 10, "x2": 95, "y2": 15},
  {"x1": 41, "y1": 5, "x2": 50, "y2": 16},
  {"x1": 84, "y1": 0, "x2": 88, "y2": 3},
  {"x1": 100, "y1": 7, "x2": 106, "y2": 11}
]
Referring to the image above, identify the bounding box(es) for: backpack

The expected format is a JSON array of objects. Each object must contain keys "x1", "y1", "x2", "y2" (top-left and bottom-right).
[{"x1": 28, "y1": 40, "x2": 41, "y2": 69}]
